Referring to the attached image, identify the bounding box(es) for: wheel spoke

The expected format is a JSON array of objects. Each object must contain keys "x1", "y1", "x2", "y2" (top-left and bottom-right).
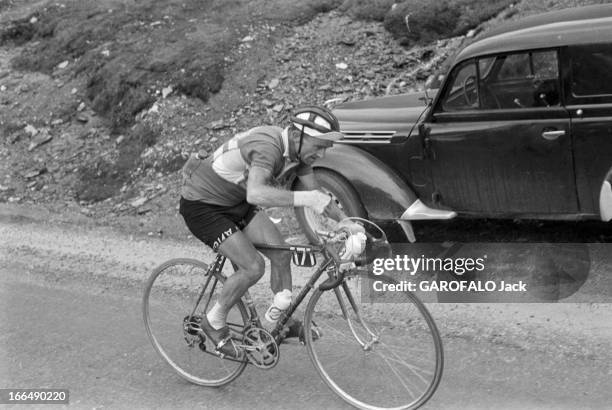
[
  {"x1": 143, "y1": 259, "x2": 248, "y2": 386},
  {"x1": 303, "y1": 279, "x2": 443, "y2": 409},
  {"x1": 376, "y1": 350, "x2": 417, "y2": 398}
]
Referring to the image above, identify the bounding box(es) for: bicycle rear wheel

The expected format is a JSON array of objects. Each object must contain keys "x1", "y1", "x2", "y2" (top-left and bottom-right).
[
  {"x1": 143, "y1": 258, "x2": 248, "y2": 386},
  {"x1": 303, "y1": 274, "x2": 443, "y2": 410}
]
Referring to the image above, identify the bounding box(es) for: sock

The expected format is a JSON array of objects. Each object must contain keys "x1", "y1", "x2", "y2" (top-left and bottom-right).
[{"x1": 206, "y1": 302, "x2": 226, "y2": 330}]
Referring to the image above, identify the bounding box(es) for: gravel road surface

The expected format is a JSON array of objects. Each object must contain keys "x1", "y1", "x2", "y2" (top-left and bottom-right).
[{"x1": 1, "y1": 205, "x2": 611, "y2": 409}]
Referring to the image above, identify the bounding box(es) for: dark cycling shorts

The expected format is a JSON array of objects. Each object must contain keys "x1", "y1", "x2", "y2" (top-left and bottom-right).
[{"x1": 179, "y1": 197, "x2": 260, "y2": 251}]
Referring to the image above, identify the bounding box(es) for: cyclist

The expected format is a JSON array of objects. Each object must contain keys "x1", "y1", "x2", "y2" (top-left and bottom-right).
[{"x1": 179, "y1": 106, "x2": 364, "y2": 358}]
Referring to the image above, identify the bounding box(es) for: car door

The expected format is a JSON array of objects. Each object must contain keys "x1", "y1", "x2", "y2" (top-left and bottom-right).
[
  {"x1": 563, "y1": 43, "x2": 612, "y2": 217},
  {"x1": 420, "y1": 50, "x2": 578, "y2": 216}
]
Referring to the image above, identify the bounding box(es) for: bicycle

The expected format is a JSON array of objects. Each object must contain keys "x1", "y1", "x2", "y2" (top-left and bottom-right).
[{"x1": 143, "y1": 218, "x2": 443, "y2": 410}]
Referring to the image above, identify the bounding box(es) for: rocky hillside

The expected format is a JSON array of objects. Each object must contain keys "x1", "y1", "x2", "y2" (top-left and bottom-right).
[{"x1": 0, "y1": 0, "x2": 610, "y2": 229}]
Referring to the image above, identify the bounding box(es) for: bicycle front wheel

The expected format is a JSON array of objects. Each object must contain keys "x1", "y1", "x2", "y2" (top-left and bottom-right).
[
  {"x1": 303, "y1": 274, "x2": 443, "y2": 410},
  {"x1": 143, "y1": 258, "x2": 248, "y2": 386}
]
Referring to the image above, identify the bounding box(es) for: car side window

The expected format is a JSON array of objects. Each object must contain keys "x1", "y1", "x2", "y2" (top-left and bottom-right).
[
  {"x1": 480, "y1": 50, "x2": 560, "y2": 109},
  {"x1": 569, "y1": 44, "x2": 612, "y2": 100},
  {"x1": 439, "y1": 60, "x2": 478, "y2": 112},
  {"x1": 497, "y1": 53, "x2": 530, "y2": 80}
]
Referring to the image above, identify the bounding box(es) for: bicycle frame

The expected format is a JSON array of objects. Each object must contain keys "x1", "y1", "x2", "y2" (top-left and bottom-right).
[{"x1": 197, "y1": 241, "x2": 345, "y2": 343}]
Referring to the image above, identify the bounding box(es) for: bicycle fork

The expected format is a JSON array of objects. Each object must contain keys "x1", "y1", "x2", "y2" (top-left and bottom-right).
[{"x1": 334, "y1": 280, "x2": 380, "y2": 351}]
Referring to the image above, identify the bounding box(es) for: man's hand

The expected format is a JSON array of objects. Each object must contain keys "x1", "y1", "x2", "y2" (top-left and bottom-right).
[
  {"x1": 336, "y1": 219, "x2": 366, "y2": 235},
  {"x1": 294, "y1": 190, "x2": 332, "y2": 214},
  {"x1": 310, "y1": 191, "x2": 332, "y2": 214}
]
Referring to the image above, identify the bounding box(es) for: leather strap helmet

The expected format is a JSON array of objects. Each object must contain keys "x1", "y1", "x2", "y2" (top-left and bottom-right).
[{"x1": 290, "y1": 106, "x2": 343, "y2": 154}]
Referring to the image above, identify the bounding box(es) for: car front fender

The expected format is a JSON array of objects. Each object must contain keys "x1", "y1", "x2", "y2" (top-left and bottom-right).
[
  {"x1": 311, "y1": 145, "x2": 418, "y2": 220},
  {"x1": 600, "y1": 168, "x2": 612, "y2": 222}
]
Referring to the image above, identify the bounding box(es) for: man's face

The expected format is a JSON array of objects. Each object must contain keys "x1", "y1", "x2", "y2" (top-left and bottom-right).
[{"x1": 300, "y1": 136, "x2": 329, "y2": 165}]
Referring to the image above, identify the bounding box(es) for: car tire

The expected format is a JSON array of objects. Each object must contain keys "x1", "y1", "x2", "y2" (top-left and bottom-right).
[{"x1": 294, "y1": 169, "x2": 367, "y2": 244}]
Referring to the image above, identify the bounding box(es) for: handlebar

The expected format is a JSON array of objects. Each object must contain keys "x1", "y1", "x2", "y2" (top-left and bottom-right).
[
  {"x1": 314, "y1": 218, "x2": 390, "y2": 291},
  {"x1": 315, "y1": 229, "x2": 349, "y2": 243}
]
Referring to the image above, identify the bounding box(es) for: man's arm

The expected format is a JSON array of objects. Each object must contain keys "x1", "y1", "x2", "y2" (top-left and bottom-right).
[
  {"x1": 246, "y1": 166, "x2": 294, "y2": 207},
  {"x1": 247, "y1": 167, "x2": 331, "y2": 212}
]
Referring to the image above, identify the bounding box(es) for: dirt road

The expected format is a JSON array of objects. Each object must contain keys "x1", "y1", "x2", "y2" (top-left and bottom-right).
[{"x1": 1, "y1": 205, "x2": 611, "y2": 409}]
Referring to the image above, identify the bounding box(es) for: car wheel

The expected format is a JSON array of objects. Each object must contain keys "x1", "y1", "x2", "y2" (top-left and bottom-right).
[{"x1": 294, "y1": 169, "x2": 367, "y2": 244}]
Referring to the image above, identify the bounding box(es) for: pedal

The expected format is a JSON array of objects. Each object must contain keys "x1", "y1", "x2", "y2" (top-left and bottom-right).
[
  {"x1": 184, "y1": 315, "x2": 202, "y2": 335},
  {"x1": 281, "y1": 319, "x2": 321, "y2": 344},
  {"x1": 299, "y1": 322, "x2": 322, "y2": 344},
  {"x1": 183, "y1": 315, "x2": 207, "y2": 348}
]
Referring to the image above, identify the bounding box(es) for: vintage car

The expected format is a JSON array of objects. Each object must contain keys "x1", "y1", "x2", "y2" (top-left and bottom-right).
[{"x1": 293, "y1": 4, "x2": 612, "y2": 242}]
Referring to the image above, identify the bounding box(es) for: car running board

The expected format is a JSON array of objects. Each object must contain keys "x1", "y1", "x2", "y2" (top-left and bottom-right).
[{"x1": 401, "y1": 199, "x2": 457, "y2": 220}]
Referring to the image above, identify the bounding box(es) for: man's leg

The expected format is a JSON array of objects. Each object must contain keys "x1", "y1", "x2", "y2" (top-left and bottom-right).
[
  {"x1": 242, "y1": 211, "x2": 292, "y2": 294},
  {"x1": 243, "y1": 212, "x2": 307, "y2": 339},
  {"x1": 215, "y1": 231, "x2": 265, "y2": 317}
]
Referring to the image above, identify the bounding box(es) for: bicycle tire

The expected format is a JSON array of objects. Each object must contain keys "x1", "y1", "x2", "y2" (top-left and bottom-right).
[
  {"x1": 143, "y1": 258, "x2": 248, "y2": 386},
  {"x1": 303, "y1": 273, "x2": 443, "y2": 409}
]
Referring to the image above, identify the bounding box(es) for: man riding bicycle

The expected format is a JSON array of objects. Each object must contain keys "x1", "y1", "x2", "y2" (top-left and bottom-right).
[{"x1": 179, "y1": 106, "x2": 364, "y2": 358}]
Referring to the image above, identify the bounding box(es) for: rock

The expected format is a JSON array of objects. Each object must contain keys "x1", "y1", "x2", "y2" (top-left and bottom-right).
[
  {"x1": 77, "y1": 102, "x2": 86, "y2": 112},
  {"x1": 278, "y1": 53, "x2": 292, "y2": 62},
  {"x1": 51, "y1": 119, "x2": 64, "y2": 126},
  {"x1": 162, "y1": 86, "x2": 173, "y2": 98},
  {"x1": 0, "y1": 85, "x2": 6, "y2": 92},
  {"x1": 148, "y1": 103, "x2": 159, "y2": 114},
  {"x1": 339, "y1": 38, "x2": 356, "y2": 46},
  {"x1": 57, "y1": 61, "x2": 69, "y2": 69},
  {"x1": 8, "y1": 197, "x2": 21, "y2": 203},
  {"x1": 241, "y1": 35, "x2": 254, "y2": 42},
  {"x1": 318, "y1": 84, "x2": 332, "y2": 91},
  {"x1": 24, "y1": 167, "x2": 47, "y2": 179},
  {"x1": 116, "y1": 135, "x2": 125, "y2": 144},
  {"x1": 209, "y1": 120, "x2": 226, "y2": 130},
  {"x1": 76, "y1": 113, "x2": 89, "y2": 123},
  {"x1": 79, "y1": 128, "x2": 98, "y2": 139},
  {"x1": 268, "y1": 78, "x2": 280, "y2": 89},
  {"x1": 335, "y1": 62, "x2": 348, "y2": 70},
  {"x1": 137, "y1": 208, "x2": 152, "y2": 215},
  {"x1": 272, "y1": 104, "x2": 284, "y2": 112},
  {"x1": 261, "y1": 99, "x2": 274, "y2": 107},
  {"x1": 24, "y1": 124, "x2": 38, "y2": 136},
  {"x1": 130, "y1": 197, "x2": 148, "y2": 208},
  {"x1": 0, "y1": 185, "x2": 9, "y2": 192},
  {"x1": 101, "y1": 49, "x2": 110, "y2": 57},
  {"x1": 28, "y1": 130, "x2": 53, "y2": 151},
  {"x1": 30, "y1": 16, "x2": 38, "y2": 24},
  {"x1": 71, "y1": 88, "x2": 78, "y2": 94},
  {"x1": 80, "y1": 208, "x2": 94, "y2": 216}
]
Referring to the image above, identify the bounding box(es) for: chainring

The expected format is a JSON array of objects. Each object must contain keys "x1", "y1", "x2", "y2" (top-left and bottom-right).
[{"x1": 242, "y1": 326, "x2": 279, "y2": 369}]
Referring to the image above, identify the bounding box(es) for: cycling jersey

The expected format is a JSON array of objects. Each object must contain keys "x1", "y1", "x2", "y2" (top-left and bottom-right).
[{"x1": 181, "y1": 126, "x2": 312, "y2": 206}]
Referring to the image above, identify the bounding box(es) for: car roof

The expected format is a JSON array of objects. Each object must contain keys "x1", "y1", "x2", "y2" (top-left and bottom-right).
[{"x1": 454, "y1": 4, "x2": 612, "y2": 64}]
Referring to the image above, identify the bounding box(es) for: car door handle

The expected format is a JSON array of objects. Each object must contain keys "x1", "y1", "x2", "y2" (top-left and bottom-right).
[{"x1": 541, "y1": 130, "x2": 565, "y2": 140}]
